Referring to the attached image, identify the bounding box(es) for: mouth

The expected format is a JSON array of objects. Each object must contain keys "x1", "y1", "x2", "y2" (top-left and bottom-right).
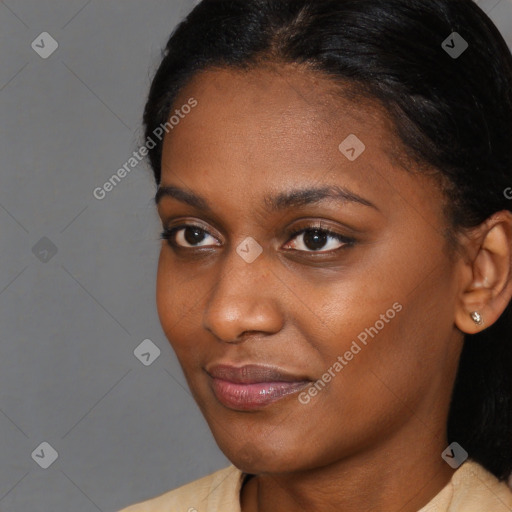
[{"x1": 205, "y1": 363, "x2": 312, "y2": 411}]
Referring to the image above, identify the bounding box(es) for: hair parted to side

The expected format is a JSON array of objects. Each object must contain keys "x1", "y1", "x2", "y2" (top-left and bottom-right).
[{"x1": 143, "y1": 0, "x2": 512, "y2": 480}]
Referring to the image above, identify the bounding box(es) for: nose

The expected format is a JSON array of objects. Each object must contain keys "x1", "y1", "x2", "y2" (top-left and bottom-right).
[{"x1": 202, "y1": 246, "x2": 284, "y2": 343}]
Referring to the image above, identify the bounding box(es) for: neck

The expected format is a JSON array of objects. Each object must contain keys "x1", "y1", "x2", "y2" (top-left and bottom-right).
[{"x1": 240, "y1": 420, "x2": 456, "y2": 512}]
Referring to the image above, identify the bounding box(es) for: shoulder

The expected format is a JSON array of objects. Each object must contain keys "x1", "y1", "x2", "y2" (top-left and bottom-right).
[
  {"x1": 117, "y1": 465, "x2": 245, "y2": 512},
  {"x1": 449, "y1": 460, "x2": 512, "y2": 510}
]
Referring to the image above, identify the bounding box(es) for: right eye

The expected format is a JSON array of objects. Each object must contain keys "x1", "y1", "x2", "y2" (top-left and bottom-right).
[{"x1": 160, "y1": 224, "x2": 221, "y2": 249}]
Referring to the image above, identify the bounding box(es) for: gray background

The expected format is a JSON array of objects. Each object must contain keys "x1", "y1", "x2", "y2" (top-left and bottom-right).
[{"x1": 0, "y1": 1, "x2": 511, "y2": 511}]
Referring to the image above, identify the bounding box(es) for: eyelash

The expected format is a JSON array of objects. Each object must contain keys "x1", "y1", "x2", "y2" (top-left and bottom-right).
[{"x1": 159, "y1": 223, "x2": 355, "y2": 254}]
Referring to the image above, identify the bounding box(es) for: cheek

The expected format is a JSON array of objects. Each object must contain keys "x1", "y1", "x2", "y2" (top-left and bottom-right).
[
  {"x1": 155, "y1": 248, "x2": 210, "y2": 370},
  {"x1": 155, "y1": 248, "x2": 174, "y2": 331},
  {"x1": 156, "y1": 248, "x2": 200, "y2": 319},
  {"x1": 297, "y1": 248, "x2": 454, "y2": 404},
  {"x1": 155, "y1": 248, "x2": 193, "y2": 350},
  {"x1": 329, "y1": 276, "x2": 456, "y2": 414}
]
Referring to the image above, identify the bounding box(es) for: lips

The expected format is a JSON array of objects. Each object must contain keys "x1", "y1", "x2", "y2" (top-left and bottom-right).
[{"x1": 205, "y1": 364, "x2": 311, "y2": 410}]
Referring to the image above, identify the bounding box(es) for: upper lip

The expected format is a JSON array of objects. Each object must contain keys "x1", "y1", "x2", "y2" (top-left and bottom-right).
[{"x1": 205, "y1": 363, "x2": 310, "y2": 384}]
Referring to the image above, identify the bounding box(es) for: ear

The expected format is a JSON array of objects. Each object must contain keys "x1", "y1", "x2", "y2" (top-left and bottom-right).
[{"x1": 455, "y1": 210, "x2": 512, "y2": 334}]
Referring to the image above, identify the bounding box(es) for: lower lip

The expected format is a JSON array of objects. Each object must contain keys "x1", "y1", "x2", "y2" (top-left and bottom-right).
[{"x1": 210, "y1": 378, "x2": 310, "y2": 410}]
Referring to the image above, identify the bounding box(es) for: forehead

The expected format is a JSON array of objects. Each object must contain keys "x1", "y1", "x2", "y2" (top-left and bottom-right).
[
  {"x1": 170, "y1": 63, "x2": 389, "y2": 131},
  {"x1": 157, "y1": 65, "x2": 448, "y2": 238},
  {"x1": 161, "y1": 64, "x2": 401, "y2": 180}
]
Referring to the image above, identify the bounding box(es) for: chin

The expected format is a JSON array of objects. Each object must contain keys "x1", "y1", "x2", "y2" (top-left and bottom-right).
[{"x1": 215, "y1": 434, "x2": 310, "y2": 475}]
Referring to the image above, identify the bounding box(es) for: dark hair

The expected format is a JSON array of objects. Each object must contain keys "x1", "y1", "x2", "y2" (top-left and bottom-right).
[{"x1": 143, "y1": 0, "x2": 512, "y2": 480}]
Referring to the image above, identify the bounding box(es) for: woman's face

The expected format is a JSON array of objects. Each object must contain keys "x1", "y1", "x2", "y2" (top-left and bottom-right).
[{"x1": 155, "y1": 64, "x2": 465, "y2": 473}]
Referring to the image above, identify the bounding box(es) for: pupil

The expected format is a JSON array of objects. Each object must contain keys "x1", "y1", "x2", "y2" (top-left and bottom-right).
[
  {"x1": 304, "y1": 229, "x2": 327, "y2": 251},
  {"x1": 185, "y1": 227, "x2": 206, "y2": 245}
]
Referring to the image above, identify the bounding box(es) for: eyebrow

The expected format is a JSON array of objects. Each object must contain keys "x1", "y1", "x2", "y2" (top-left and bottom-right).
[{"x1": 154, "y1": 184, "x2": 378, "y2": 212}]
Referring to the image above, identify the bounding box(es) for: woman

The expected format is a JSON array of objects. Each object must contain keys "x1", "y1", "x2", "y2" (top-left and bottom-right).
[{"x1": 119, "y1": 0, "x2": 512, "y2": 510}]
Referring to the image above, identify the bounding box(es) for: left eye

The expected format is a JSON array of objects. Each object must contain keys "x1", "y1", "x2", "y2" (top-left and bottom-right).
[{"x1": 284, "y1": 228, "x2": 352, "y2": 253}]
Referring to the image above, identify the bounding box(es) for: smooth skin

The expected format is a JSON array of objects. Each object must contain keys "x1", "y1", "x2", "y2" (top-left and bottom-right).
[{"x1": 154, "y1": 63, "x2": 512, "y2": 512}]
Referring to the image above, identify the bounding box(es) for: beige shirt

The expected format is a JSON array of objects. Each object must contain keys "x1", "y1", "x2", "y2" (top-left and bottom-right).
[{"x1": 118, "y1": 460, "x2": 512, "y2": 511}]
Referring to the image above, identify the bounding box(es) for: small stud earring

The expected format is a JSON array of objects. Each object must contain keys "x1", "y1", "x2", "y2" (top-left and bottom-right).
[{"x1": 470, "y1": 311, "x2": 483, "y2": 325}]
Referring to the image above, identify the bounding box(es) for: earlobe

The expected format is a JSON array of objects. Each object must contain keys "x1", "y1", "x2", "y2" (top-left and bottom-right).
[
  {"x1": 455, "y1": 211, "x2": 512, "y2": 335},
  {"x1": 456, "y1": 308, "x2": 488, "y2": 335},
  {"x1": 469, "y1": 311, "x2": 484, "y2": 326}
]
